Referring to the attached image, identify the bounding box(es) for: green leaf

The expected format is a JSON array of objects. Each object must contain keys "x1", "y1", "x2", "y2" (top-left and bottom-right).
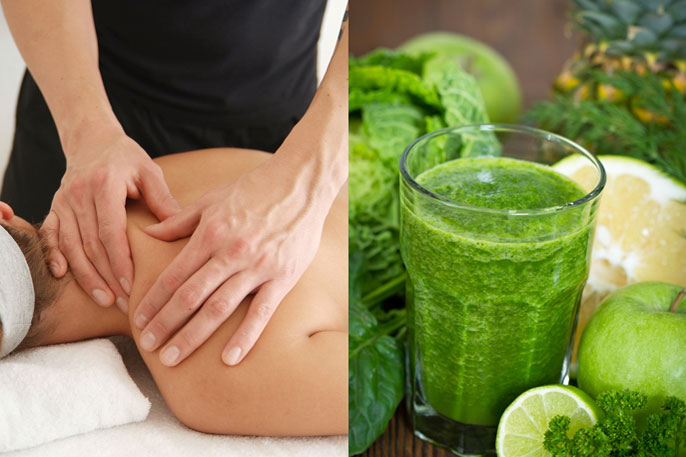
[
  {"x1": 348, "y1": 140, "x2": 404, "y2": 298},
  {"x1": 349, "y1": 66, "x2": 442, "y2": 109},
  {"x1": 572, "y1": 0, "x2": 603, "y2": 13},
  {"x1": 636, "y1": 0, "x2": 671, "y2": 12},
  {"x1": 431, "y1": 61, "x2": 499, "y2": 157},
  {"x1": 348, "y1": 300, "x2": 405, "y2": 456},
  {"x1": 667, "y1": 23, "x2": 686, "y2": 38},
  {"x1": 362, "y1": 102, "x2": 426, "y2": 165},
  {"x1": 350, "y1": 48, "x2": 432, "y2": 75},
  {"x1": 667, "y1": 1, "x2": 686, "y2": 22},
  {"x1": 606, "y1": 40, "x2": 636, "y2": 56},
  {"x1": 579, "y1": 11, "x2": 626, "y2": 39},
  {"x1": 638, "y1": 12, "x2": 674, "y2": 36},
  {"x1": 609, "y1": 0, "x2": 643, "y2": 25},
  {"x1": 349, "y1": 88, "x2": 412, "y2": 112}
]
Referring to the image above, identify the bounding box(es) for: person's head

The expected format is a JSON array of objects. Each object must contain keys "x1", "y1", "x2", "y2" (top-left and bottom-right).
[{"x1": 0, "y1": 202, "x2": 61, "y2": 357}]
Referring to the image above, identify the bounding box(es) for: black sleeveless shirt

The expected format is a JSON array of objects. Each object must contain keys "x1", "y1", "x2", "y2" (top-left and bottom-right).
[{"x1": 92, "y1": 0, "x2": 327, "y2": 127}]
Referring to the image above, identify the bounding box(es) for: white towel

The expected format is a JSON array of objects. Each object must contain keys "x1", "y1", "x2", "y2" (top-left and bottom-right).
[
  {"x1": 0, "y1": 339, "x2": 150, "y2": 452},
  {"x1": 4, "y1": 336, "x2": 347, "y2": 457}
]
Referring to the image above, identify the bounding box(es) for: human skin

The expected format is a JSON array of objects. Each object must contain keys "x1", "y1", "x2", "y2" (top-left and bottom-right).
[
  {"x1": 1, "y1": 0, "x2": 347, "y2": 367},
  {"x1": 0, "y1": 148, "x2": 348, "y2": 436}
]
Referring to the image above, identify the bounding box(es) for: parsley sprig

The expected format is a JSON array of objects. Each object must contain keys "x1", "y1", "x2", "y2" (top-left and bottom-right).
[{"x1": 544, "y1": 391, "x2": 686, "y2": 457}]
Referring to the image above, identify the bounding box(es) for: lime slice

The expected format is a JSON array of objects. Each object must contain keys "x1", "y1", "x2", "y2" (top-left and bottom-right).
[
  {"x1": 495, "y1": 385, "x2": 599, "y2": 457},
  {"x1": 553, "y1": 155, "x2": 686, "y2": 360}
]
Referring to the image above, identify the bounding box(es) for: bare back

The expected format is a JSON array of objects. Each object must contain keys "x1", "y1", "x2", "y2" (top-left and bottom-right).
[{"x1": 124, "y1": 148, "x2": 348, "y2": 435}]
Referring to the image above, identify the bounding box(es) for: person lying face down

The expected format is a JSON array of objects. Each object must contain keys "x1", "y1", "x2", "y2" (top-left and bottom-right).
[{"x1": 0, "y1": 148, "x2": 348, "y2": 436}]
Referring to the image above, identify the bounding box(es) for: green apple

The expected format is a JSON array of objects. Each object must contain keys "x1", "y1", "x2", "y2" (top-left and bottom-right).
[
  {"x1": 398, "y1": 32, "x2": 522, "y2": 124},
  {"x1": 577, "y1": 281, "x2": 686, "y2": 415}
]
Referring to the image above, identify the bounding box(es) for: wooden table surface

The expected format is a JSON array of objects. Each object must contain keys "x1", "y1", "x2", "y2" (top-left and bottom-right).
[{"x1": 358, "y1": 403, "x2": 465, "y2": 457}]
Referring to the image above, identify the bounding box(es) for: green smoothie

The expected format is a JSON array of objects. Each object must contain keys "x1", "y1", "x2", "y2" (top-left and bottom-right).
[{"x1": 401, "y1": 156, "x2": 592, "y2": 427}]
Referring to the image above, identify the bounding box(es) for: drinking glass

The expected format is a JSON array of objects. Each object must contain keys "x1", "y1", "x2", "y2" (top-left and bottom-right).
[{"x1": 399, "y1": 124, "x2": 606, "y2": 455}]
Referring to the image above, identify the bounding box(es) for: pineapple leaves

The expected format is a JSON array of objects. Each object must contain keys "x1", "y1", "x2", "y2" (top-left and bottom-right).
[
  {"x1": 571, "y1": 0, "x2": 686, "y2": 60},
  {"x1": 638, "y1": 12, "x2": 674, "y2": 36},
  {"x1": 630, "y1": 27, "x2": 659, "y2": 47},
  {"x1": 667, "y1": 1, "x2": 686, "y2": 22},
  {"x1": 668, "y1": 23, "x2": 686, "y2": 38},
  {"x1": 578, "y1": 11, "x2": 626, "y2": 39},
  {"x1": 610, "y1": 0, "x2": 643, "y2": 25}
]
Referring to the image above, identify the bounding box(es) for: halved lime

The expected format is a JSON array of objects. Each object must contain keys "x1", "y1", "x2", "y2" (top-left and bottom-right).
[{"x1": 495, "y1": 385, "x2": 600, "y2": 457}]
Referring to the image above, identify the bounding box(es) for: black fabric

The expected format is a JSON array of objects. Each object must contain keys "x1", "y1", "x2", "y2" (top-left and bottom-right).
[
  {"x1": 92, "y1": 0, "x2": 327, "y2": 127},
  {"x1": 1, "y1": 72, "x2": 300, "y2": 224},
  {"x1": 2, "y1": 1, "x2": 327, "y2": 223}
]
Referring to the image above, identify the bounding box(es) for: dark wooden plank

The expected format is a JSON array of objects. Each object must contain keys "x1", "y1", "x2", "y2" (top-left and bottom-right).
[
  {"x1": 358, "y1": 404, "x2": 455, "y2": 457},
  {"x1": 350, "y1": 0, "x2": 580, "y2": 109}
]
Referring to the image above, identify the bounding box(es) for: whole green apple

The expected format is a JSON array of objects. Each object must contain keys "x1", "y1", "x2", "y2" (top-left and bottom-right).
[{"x1": 577, "y1": 281, "x2": 686, "y2": 415}]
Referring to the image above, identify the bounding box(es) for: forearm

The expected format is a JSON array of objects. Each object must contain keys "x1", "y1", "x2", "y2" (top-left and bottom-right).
[
  {"x1": 1, "y1": 0, "x2": 121, "y2": 152},
  {"x1": 271, "y1": 6, "x2": 349, "y2": 212}
]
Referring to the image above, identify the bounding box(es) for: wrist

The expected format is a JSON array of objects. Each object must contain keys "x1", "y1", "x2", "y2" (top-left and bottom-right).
[
  {"x1": 59, "y1": 113, "x2": 124, "y2": 160},
  {"x1": 269, "y1": 144, "x2": 344, "y2": 219},
  {"x1": 55, "y1": 89, "x2": 122, "y2": 158},
  {"x1": 274, "y1": 105, "x2": 347, "y2": 202}
]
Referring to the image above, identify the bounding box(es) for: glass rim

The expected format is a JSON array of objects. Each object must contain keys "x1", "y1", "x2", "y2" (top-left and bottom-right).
[{"x1": 399, "y1": 123, "x2": 607, "y2": 216}]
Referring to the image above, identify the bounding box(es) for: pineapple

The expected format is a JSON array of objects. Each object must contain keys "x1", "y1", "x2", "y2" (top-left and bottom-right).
[{"x1": 555, "y1": 0, "x2": 686, "y2": 120}]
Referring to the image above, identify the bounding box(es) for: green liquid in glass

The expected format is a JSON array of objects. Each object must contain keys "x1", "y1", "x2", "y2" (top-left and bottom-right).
[{"x1": 402, "y1": 156, "x2": 592, "y2": 426}]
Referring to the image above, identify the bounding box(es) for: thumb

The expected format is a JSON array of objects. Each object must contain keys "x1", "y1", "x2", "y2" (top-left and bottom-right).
[
  {"x1": 143, "y1": 204, "x2": 202, "y2": 241},
  {"x1": 40, "y1": 211, "x2": 68, "y2": 278},
  {"x1": 138, "y1": 165, "x2": 181, "y2": 221}
]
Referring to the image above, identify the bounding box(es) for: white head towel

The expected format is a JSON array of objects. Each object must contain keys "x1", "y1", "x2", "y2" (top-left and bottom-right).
[{"x1": 0, "y1": 224, "x2": 35, "y2": 358}]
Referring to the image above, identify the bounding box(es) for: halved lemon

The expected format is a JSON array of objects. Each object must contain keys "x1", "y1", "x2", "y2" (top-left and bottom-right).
[
  {"x1": 495, "y1": 385, "x2": 600, "y2": 457},
  {"x1": 553, "y1": 155, "x2": 686, "y2": 360}
]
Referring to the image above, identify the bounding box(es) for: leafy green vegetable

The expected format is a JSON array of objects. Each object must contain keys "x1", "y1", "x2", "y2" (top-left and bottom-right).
[
  {"x1": 348, "y1": 256, "x2": 405, "y2": 456},
  {"x1": 544, "y1": 390, "x2": 686, "y2": 457},
  {"x1": 348, "y1": 48, "x2": 491, "y2": 300},
  {"x1": 349, "y1": 47, "x2": 432, "y2": 74},
  {"x1": 349, "y1": 66, "x2": 442, "y2": 109}
]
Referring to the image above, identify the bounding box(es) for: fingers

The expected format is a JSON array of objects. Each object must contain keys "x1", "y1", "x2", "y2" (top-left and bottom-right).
[
  {"x1": 142, "y1": 204, "x2": 202, "y2": 242},
  {"x1": 71, "y1": 194, "x2": 128, "y2": 306},
  {"x1": 221, "y1": 280, "x2": 289, "y2": 366},
  {"x1": 94, "y1": 185, "x2": 134, "y2": 295},
  {"x1": 138, "y1": 164, "x2": 180, "y2": 221},
  {"x1": 134, "y1": 235, "x2": 212, "y2": 330},
  {"x1": 154, "y1": 271, "x2": 259, "y2": 367},
  {"x1": 41, "y1": 211, "x2": 67, "y2": 278},
  {"x1": 56, "y1": 207, "x2": 116, "y2": 307},
  {"x1": 137, "y1": 257, "x2": 242, "y2": 353}
]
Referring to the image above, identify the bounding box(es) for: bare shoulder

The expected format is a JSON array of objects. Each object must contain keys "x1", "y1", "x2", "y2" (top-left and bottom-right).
[
  {"x1": 152, "y1": 148, "x2": 270, "y2": 206},
  {"x1": 122, "y1": 147, "x2": 348, "y2": 435}
]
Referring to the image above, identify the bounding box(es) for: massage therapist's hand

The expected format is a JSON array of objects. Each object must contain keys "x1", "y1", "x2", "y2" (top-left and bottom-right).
[
  {"x1": 43, "y1": 126, "x2": 180, "y2": 312},
  {"x1": 134, "y1": 154, "x2": 332, "y2": 367}
]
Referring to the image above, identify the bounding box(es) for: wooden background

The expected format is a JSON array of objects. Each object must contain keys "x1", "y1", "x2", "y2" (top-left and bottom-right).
[
  {"x1": 350, "y1": 1, "x2": 581, "y2": 455},
  {"x1": 350, "y1": 0, "x2": 580, "y2": 109}
]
